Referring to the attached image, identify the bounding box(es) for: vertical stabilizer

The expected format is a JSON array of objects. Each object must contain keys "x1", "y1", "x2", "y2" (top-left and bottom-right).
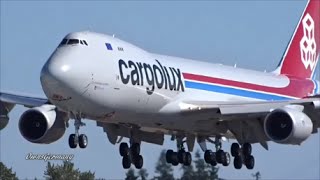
[{"x1": 276, "y1": 0, "x2": 319, "y2": 79}]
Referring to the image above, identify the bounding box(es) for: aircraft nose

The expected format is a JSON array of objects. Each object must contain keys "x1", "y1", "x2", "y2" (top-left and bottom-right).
[
  {"x1": 40, "y1": 54, "x2": 79, "y2": 101},
  {"x1": 40, "y1": 57, "x2": 71, "y2": 89}
]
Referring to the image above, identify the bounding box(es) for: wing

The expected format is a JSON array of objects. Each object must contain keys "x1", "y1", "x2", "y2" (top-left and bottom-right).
[
  {"x1": 179, "y1": 97, "x2": 320, "y2": 149},
  {"x1": 0, "y1": 91, "x2": 48, "y2": 108},
  {"x1": 0, "y1": 91, "x2": 48, "y2": 130},
  {"x1": 95, "y1": 97, "x2": 319, "y2": 151},
  {"x1": 182, "y1": 97, "x2": 319, "y2": 115}
]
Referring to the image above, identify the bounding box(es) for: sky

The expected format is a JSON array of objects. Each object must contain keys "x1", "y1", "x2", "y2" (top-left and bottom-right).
[{"x1": 1, "y1": 0, "x2": 319, "y2": 179}]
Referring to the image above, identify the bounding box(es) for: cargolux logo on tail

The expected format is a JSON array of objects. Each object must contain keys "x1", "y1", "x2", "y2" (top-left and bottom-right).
[{"x1": 300, "y1": 13, "x2": 317, "y2": 70}]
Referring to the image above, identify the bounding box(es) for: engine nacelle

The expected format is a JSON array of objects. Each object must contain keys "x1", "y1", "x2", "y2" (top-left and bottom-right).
[
  {"x1": 0, "y1": 102, "x2": 15, "y2": 130},
  {"x1": 19, "y1": 104, "x2": 67, "y2": 144},
  {"x1": 264, "y1": 106, "x2": 313, "y2": 145}
]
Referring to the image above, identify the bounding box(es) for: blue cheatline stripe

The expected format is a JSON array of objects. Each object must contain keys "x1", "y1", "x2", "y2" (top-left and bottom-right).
[{"x1": 184, "y1": 81, "x2": 293, "y2": 101}]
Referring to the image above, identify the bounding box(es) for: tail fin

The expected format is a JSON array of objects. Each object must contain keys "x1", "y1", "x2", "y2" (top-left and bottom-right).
[{"x1": 276, "y1": 0, "x2": 319, "y2": 79}]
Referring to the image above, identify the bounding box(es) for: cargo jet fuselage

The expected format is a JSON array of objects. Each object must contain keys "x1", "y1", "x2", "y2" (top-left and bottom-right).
[{"x1": 1, "y1": 0, "x2": 319, "y2": 170}]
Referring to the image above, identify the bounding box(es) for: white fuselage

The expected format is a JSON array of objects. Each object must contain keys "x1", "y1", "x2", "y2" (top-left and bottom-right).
[{"x1": 40, "y1": 31, "x2": 318, "y2": 133}]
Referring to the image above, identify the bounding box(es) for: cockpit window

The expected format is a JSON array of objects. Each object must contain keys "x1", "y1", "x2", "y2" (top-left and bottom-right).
[
  {"x1": 58, "y1": 38, "x2": 88, "y2": 47},
  {"x1": 59, "y1": 39, "x2": 68, "y2": 46},
  {"x1": 67, "y1": 39, "x2": 79, "y2": 45}
]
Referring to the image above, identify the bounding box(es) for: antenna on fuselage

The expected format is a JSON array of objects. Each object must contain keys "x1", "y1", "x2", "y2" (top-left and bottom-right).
[
  {"x1": 112, "y1": 34, "x2": 115, "y2": 38},
  {"x1": 234, "y1": 56, "x2": 238, "y2": 68}
]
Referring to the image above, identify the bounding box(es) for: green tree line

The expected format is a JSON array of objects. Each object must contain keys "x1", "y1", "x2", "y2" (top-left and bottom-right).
[{"x1": 0, "y1": 149, "x2": 261, "y2": 180}]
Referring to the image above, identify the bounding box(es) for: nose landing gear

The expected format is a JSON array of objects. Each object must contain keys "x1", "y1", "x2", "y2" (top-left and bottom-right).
[{"x1": 68, "y1": 115, "x2": 88, "y2": 149}]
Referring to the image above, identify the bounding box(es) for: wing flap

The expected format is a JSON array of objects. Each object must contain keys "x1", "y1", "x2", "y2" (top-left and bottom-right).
[{"x1": 183, "y1": 97, "x2": 320, "y2": 115}]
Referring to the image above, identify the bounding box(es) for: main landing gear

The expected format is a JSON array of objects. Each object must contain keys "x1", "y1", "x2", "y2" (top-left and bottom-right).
[
  {"x1": 165, "y1": 137, "x2": 192, "y2": 166},
  {"x1": 204, "y1": 136, "x2": 231, "y2": 167},
  {"x1": 119, "y1": 142, "x2": 143, "y2": 169},
  {"x1": 231, "y1": 142, "x2": 255, "y2": 170},
  {"x1": 68, "y1": 116, "x2": 88, "y2": 149},
  {"x1": 203, "y1": 138, "x2": 255, "y2": 169}
]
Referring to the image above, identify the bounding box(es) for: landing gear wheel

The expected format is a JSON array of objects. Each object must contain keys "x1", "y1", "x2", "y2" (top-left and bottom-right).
[
  {"x1": 131, "y1": 143, "x2": 140, "y2": 156},
  {"x1": 184, "y1": 152, "x2": 192, "y2": 166},
  {"x1": 231, "y1": 143, "x2": 240, "y2": 157},
  {"x1": 166, "y1": 150, "x2": 174, "y2": 163},
  {"x1": 133, "y1": 155, "x2": 143, "y2": 169},
  {"x1": 210, "y1": 152, "x2": 217, "y2": 166},
  {"x1": 216, "y1": 149, "x2": 225, "y2": 164},
  {"x1": 243, "y1": 143, "x2": 252, "y2": 156},
  {"x1": 119, "y1": 143, "x2": 129, "y2": 157},
  {"x1": 122, "y1": 156, "x2": 131, "y2": 169},
  {"x1": 222, "y1": 152, "x2": 231, "y2": 166},
  {"x1": 204, "y1": 150, "x2": 214, "y2": 164},
  {"x1": 68, "y1": 134, "x2": 77, "y2": 149},
  {"x1": 78, "y1": 134, "x2": 88, "y2": 148},
  {"x1": 178, "y1": 150, "x2": 186, "y2": 164},
  {"x1": 171, "y1": 152, "x2": 179, "y2": 166},
  {"x1": 234, "y1": 156, "x2": 243, "y2": 169},
  {"x1": 245, "y1": 155, "x2": 255, "y2": 169}
]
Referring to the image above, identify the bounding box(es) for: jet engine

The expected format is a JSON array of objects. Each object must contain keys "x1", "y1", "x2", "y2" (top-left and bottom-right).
[
  {"x1": 0, "y1": 102, "x2": 15, "y2": 130},
  {"x1": 19, "y1": 104, "x2": 68, "y2": 144},
  {"x1": 264, "y1": 106, "x2": 313, "y2": 145}
]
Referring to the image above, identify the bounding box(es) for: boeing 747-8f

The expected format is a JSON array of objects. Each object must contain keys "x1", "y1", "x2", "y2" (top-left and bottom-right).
[{"x1": 1, "y1": 0, "x2": 319, "y2": 170}]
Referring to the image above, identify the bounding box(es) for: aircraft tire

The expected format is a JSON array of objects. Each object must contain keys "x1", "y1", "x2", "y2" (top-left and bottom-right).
[
  {"x1": 222, "y1": 152, "x2": 231, "y2": 166},
  {"x1": 68, "y1": 134, "x2": 77, "y2": 149},
  {"x1": 204, "y1": 150, "x2": 213, "y2": 164},
  {"x1": 184, "y1": 152, "x2": 192, "y2": 166},
  {"x1": 178, "y1": 150, "x2": 186, "y2": 164},
  {"x1": 166, "y1": 150, "x2": 174, "y2": 163},
  {"x1": 242, "y1": 143, "x2": 252, "y2": 156},
  {"x1": 216, "y1": 150, "x2": 225, "y2": 164},
  {"x1": 120, "y1": 143, "x2": 129, "y2": 157},
  {"x1": 133, "y1": 155, "x2": 143, "y2": 169},
  {"x1": 231, "y1": 143, "x2": 240, "y2": 157},
  {"x1": 122, "y1": 155, "x2": 131, "y2": 169},
  {"x1": 78, "y1": 134, "x2": 88, "y2": 148},
  {"x1": 171, "y1": 152, "x2": 179, "y2": 166},
  {"x1": 244, "y1": 155, "x2": 255, "y2": 169},
  {"x1": 131, "y1": 143, "x2": 140, "y2": 156},
  {"x1": 234, "y1": 155, "x2": 243, "y2": 169},
  {"x1": 210, "y1": 152, "x2": 217, "y2": 166}
]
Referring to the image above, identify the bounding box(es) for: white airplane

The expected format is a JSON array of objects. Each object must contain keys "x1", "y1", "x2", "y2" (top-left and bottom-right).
[{"x1": 0, "y1": 0, "x2": 319, "y2": 170}]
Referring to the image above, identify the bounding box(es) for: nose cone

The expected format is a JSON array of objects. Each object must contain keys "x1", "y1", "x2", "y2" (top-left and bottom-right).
[
  {"x1": 40, "y1": 56, "x2": 71, "y2": 101},
  {"x1": 40, "y1": 50, "x2": 89, "y2": 102},
  {"x1": 41, "y1": 57, "x2": 71, "y2": 88}
]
